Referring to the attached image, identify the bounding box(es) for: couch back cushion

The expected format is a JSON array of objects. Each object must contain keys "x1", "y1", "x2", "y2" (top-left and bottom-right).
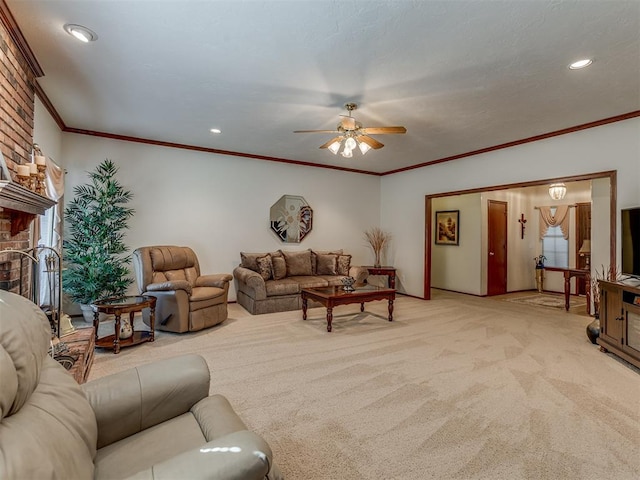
[
  {"x1": 0, "y1": 291, "x2": 97, "y2": 478},
  {"x1": 281, "y1": 250, "x2": 313, "y2": 276},
  {"x1": 240, "y1": 251, "x2": 282, "y2": 273}
]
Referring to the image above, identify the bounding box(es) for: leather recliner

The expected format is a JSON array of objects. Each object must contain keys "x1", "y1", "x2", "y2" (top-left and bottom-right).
[
  {"x1": 133, "y1": 245, "x2": 232, "y2": 333},
  {"x1": 0, "y1": 290, "x2": 282, "y2": 479}
]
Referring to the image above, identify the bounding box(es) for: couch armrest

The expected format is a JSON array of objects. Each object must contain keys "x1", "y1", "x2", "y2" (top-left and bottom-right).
[
  {"x1": 127, "y1": 430, "x2": 272, "y2": 480},
  {"x1": 146, "y1": 280, "x2": 192, "y2": 295},
  {"x1": 233, "y1": 266, "x2": 267, "y2": 300},
  {"x1": 82, "y1": 354, "x2": 210, "y2": 449},
  {"x1": 196, "y1": 273, "x2": 233, "y2": 288}
]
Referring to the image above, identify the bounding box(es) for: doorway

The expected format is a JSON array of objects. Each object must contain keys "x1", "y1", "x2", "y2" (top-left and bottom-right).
[
  {"x1": 423, "y1": 171, "x2": 616, "y2": 299},
  {"x1": 487, "y1": 200, "x2": 507, "y2": 296}
]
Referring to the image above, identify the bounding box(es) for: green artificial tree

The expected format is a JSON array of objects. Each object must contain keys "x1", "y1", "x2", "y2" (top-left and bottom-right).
[{"x1": 62, "y1": 159, "x2": 135, "y2": 305}]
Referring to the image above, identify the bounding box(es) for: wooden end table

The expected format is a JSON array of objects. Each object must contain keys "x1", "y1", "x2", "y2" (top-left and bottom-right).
[
  {"x1": 364, "y1": 266, "x2": 396, "y2": 289},
  {"x1": 92, "y1": 295, "x2": 156, "y2": 354},
  {"x1": 301, "y1": 285, "x2": 395, "y2": 332}
]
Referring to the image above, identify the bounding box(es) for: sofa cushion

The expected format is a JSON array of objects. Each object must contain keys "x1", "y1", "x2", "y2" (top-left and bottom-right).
[
  {"x1": 337, "y1": 255, "x2": 352, "y2": 276},
  {"x1": 316, "y1": 254, "x2": 338, "y2": 275},
  {"x1": 289, "y1": 276, "x2": 330, "y2": 289},
  {"x1": 272, "y1": 256, "x2": 287, "y2": 280},
  {"x1": 311, "y1": 249, "x2": 343, "y2": 274},
  {"x1": 256, "y1": 255, "x2": 273, "y2": 281},
  {"x1": 265, "y1": 279, "x2": 300, "y2": 296},
  {"x1": 281, "y1": 250, "x2": 313, "y2": 276},
  {"x1": 240, "y1": 251, "x2": 282, "y2": 273}
]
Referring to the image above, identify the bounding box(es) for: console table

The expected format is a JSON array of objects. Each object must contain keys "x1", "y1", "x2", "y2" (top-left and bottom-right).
[
  {"x1": 364, "y1": 266, "x2": 396, "y2": 289},
  {"x1": 545, "y1": 267, "x2": 590, "y2": 314}
]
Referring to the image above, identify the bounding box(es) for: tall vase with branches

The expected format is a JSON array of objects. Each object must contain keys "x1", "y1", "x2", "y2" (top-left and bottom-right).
[
  {"x1": 364, "y1": 227, "x2": 391, "y2": 268},
  {"x1": 62, "y1": 160, "x2": 135, "y2": 320},
  {"x1": 586, "y1": 264, "x2": 620, "y2": 344}
]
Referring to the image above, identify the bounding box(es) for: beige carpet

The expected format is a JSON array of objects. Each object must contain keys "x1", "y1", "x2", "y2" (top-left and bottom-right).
[{"x1": 87, "y1": 291, "x2": 640, "y2": 480}]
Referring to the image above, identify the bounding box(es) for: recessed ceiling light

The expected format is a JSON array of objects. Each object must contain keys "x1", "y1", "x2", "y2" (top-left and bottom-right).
[
  {"x1": 569, "y1": 59, "x2": 593, "y2": 70},
  {"x1": 210, "y1": 128, "x2": 222, "y2": 134},
  {"x1": 63, "y1": 24, "x2": 98, "y2": 42}
]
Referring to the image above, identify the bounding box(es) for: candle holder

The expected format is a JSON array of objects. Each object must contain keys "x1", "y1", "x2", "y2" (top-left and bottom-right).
[
  {"x1": 17, "y1": 173, "x2": 31, "y2": 189},
  {"x1": 30, "y1": 171, "x2": 38, "y2": 191},
  {"x1": 36, "y1": 164, "x2": 46, "y2": 195}
]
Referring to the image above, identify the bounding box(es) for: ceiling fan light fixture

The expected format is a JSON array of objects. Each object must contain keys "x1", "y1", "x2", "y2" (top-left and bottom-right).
[
  {"x1": 328, "y1": 141, "x2": 341, "y2": 155},
  {"x1": 344, "y1": 137, "x2": 357, "y2": 150},
  {"x1": 341, "y1": 148, "x2": 353, "y2": 158},
  {"x1": 548, "y1": 183, "x2": 567, "y2": 200},
  {"x1": 358, "y1": 140, "x2": 371, "y2": 155},
  {"x1": 63, "y1": 24, "x2": 98, "y2": 42}
]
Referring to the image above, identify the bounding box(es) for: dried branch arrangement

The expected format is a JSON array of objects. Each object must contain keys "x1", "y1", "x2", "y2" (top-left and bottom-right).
[{"x1": 364, "y1": 227, "x2": 391, "y2": 267}]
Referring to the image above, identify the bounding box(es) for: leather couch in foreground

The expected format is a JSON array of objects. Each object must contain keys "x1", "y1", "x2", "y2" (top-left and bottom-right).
[
  {"x1": 234, "y1": 249, "x2": 368, "y2": 314},
  {"x1": 0, "y1": 290, "x2": 283, "y2": 479}
]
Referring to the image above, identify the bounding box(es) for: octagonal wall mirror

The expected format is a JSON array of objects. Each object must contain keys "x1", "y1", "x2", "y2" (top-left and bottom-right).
[{"x1": 270, "y1": 195, "x2": 313, "y2": 243}]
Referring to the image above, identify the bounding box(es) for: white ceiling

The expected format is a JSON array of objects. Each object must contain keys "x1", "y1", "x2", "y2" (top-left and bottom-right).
[{"x1": 6, "y1": 0, "x2": 640, "y2": 174}]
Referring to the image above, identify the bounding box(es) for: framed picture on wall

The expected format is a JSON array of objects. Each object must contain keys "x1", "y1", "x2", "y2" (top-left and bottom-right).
[{"x1": 435, "y1": 210, "x2": 459, "y2": 245}]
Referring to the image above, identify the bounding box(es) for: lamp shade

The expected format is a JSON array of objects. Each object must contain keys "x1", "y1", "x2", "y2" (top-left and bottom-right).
[
  {"x1": 548, "y1": 183, "x2": 567, "y2": 200},
  {"x1": 579, "y1": 240, "x2": 591, "y2": 255}
]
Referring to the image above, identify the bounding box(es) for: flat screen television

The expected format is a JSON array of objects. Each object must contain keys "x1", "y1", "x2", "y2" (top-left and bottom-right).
[{"x1": 621, "y1": 207, "x2": 640, "y2": 278}]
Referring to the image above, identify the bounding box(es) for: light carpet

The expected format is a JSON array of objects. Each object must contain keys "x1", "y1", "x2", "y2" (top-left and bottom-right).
[{"x1": 87, "y1": 290, "x2": 640, "y2": 480}]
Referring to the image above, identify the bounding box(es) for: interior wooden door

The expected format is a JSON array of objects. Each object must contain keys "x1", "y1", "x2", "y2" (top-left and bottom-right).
[
  {"x1": 487, "y1": 200, "x2": 507, "y2": 296},
  {"x1": 575, "y1": 202, "x2": 591, "y2": 295}
]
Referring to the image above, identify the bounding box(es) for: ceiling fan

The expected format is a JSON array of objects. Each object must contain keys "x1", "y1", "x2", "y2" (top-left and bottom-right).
[{"x1": 294, "y1": 103, "x2": 406, "y2": 157}]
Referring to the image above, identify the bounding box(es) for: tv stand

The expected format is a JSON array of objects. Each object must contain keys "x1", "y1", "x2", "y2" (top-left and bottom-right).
[{"x1": 597, "y1": 280, "x2": 640, "y2": 369}]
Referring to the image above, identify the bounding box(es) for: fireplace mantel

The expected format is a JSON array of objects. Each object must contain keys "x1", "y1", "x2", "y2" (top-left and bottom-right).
[{"x1": 0, "y1": 181, "x2": 56, "y2": 236}]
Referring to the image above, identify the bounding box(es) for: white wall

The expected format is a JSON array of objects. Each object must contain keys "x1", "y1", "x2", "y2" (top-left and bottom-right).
[
  {"x1": 60, "y1": 134, "x2": 382, "y2": 301},
  {"x1": 431, "y1": 194, "x2": 482, "y2": 294},
  {"x1": 381, "y1": 117, "x2": 640, "y2": 298},
  {"x1": 33, "y1": 98, "x2": 63, "y2": 164}
]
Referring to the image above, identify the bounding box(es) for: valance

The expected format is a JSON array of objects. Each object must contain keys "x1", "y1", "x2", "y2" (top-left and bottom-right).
[{"x1": 538, "y1": 205, "x2": 570, "y2": 240}]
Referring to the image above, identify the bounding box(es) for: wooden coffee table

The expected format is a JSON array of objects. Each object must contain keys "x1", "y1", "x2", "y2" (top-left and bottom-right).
[{"x1": 301, "y1": 285, "x2": 395, "y2": 332}]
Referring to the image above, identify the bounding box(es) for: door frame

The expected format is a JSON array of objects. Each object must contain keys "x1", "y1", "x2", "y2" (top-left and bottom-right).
[{"x1": 423, "y1": 170, "x2": 617, "y2": 299}]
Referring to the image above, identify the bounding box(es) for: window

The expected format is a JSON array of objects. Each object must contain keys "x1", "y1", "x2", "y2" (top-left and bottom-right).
[{"x1": 542, "y1": 226, "x2": 568, "y2": 268}]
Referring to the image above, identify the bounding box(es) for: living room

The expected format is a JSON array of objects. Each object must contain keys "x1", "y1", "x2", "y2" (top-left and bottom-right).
[{"x1": 2, "y1": 1, "x2": 640, "y2": 479}]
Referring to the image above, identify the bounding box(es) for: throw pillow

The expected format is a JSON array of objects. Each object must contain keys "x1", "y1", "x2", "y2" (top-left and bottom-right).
[
  {"x1": 240, "y1": 252, "x2": 265, "y2": 272},
  {"x1": 316, "y1": 254, "x2": 338, "y2": 275},
  {"x1": 281, "y1": 249, "x2": 313, "y2": 276},
  {"x1": 272, "y1": 256, "x2": 287, "y2": 280},
  {"x1": 337, "y1": 254, "x2": 352, "y2": 276},
  {"x1": 311, "y1": 249, "x2": 343, "y2": 274},
  {"x1": 256, "y1": 254, "x2": 273, "y2": 281}
]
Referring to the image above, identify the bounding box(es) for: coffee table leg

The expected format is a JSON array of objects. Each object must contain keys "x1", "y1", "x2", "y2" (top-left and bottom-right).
[
  {"x1": 93, "y1": 310, "x2": 99, "y2": 341},
  {"x1": 114, "y1": 313, "x2": 121, "y2": 354},
  {"x1": 302, "y1": 296, "x2": 308, "y2": 320},
  {"x1": 388, "y1": 298, "x2": 394, "y2": 322},
  {"x1": 326, "y1": 307, "x2": 333, "y2": 332},
  {"x1": 360, "y1": 302, "x2": 364, "y2": 312}
]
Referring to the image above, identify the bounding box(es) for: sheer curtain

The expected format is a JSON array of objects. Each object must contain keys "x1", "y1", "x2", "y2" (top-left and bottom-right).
[
  {"x1": 538, "y1": 205, "x2": 570, "y2": 239},
  {"x1": 36, "y1": 157, "x2": 64, "y2": 308}
]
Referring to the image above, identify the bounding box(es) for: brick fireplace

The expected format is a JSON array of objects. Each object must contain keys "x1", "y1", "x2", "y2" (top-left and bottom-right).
[{"x1": 0, "y1": 6, "x2": 52, "y2": 297}]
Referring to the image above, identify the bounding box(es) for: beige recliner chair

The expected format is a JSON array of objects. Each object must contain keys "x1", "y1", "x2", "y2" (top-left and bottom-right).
[
  {"x1": 133, "y1": 245, "x2": 232, "y2": 333},
  {"x1": 0, "y1": 290, "x2": 283, "y2": 480}
]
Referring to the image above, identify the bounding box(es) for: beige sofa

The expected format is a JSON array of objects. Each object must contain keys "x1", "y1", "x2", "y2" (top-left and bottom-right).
[
  {"x1": 0, "y1": 290, "x2": 282, "y2": 480},
  {"x1": 234, "y1": 249, "x2": 368, "y2": 315}
]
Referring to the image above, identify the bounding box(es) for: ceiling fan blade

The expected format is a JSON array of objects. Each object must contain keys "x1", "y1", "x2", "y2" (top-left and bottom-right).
[
  {"x1": 360, "y1": 126, "x2": 406, "y2": 135},
  {"x1": 359, "y1": 135, "x2": 384, "y2": 149},
  {"x1": 294, "y1": 129, "x2": 339, "y2": 133},
  {"x1": 340, "y1": 116, "x2": 356, "y2": 130},
  {"x1": 319, "y1": 137, "x2": 343, "y2": 149}
]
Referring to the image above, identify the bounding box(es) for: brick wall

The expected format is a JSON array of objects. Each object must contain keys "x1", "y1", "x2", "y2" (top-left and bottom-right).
[{"x1": 0, "y1": 17, "x2": 37, "y2": 295}]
